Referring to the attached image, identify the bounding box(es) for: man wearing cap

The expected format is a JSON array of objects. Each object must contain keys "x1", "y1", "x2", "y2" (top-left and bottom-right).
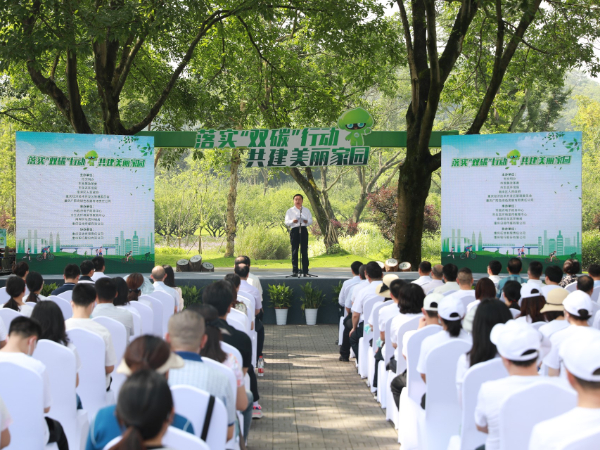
[
  {"x1": 544, "y1": 291, "x2": 596, "y2": 378},
  {"x1": 340, "y1": 265, "x2": 369, "y2": 361},
  {"x1": 541, "y1": 265, "x2": 563, "y2": 298},
  {"x1": 432, "y1": 263, "x2": 460, "y2": 295},
  {"x1": 529, "y1": 329, "x2": 600, "y2": 450},
  {"x1": 475, "y1": 321, "x2": 547, "y2": 450},
  {"x1": 421, "y1": 264, "x2": 444, "y2": 295},
  {"x1": 538, "y1": 288, "x2": 570, "y2": 339},
  {"x1": 445, "y1": 267, "x2": 475, "y2": 310},
  {"x1": 411, "y1": 261, "x2": 432, "y2": 287}
]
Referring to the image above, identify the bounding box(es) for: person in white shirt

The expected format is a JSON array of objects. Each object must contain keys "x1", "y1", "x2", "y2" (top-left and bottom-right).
[
  {"x1": 545, "y1": 291, "x2": 595, "y2": 378},
  {"x1": 340, "y1": 265, "x2": 368, "y2": 361},
  {"x1": 284, "y1": 193, "x2": 313, "y2": 276},
  {"x1": 388, "y1": 282, "x2": 424, "y2": 362},
  {"x1": 446, "y1": 267, "x2": 476, "y2": 310},
  {"x1": 421, "y1": 264, "x2": 444, "y2": 295},
  {"x1": 2, "y1": 275, "x2": 33, "y2": 317},
  {"x1": 91, "y1": 278, "x2": 134, "y2": 337},
  {"x1": 541, "y1": 265, "x2": 563, "y2": 298},
  {"x1": 91, "y1": 256, "x2": 109, "y2": 282},
  {"x1": 501, "y1": 280, "x2": 522, "y2": 318},
  {"x1": 538, "y1": 288, "x2": 570, "y2": 339},
  {"x1": 475, "y1": 320, "x2": 546, "y2": 450},
  {"x1": 162, "y1": 265, "x2": 184, "y2": 312},
  {"x1": 151, "y1": 266, "x2": 179, "y2": 313},
  {"x1": 368, "y1": 273, "x2": 400, "y2": 328},
  {"x1": 517, "y1": 284, "x2": 546, "y2": 324},
  {"x1": 529, "y1": 329, "x2": 600, "y2": 450},
  {"x1": 524, "y1": 261, "x2": 544, "y2": 288},
  {"x1": 65, "y1": 283, "x2": 117, "y2": 389},
  {"x1": 25, "y1": 271, "x2": 49, "y2": 304},
  {"x1": 236, "y1": 262, "x2": 265, "y2": 369},
  {"x1": 411, "y1": 261, "x2": 432, "y2": 288},
  {"x1": 377, "y1": 277, "x2": 403, "y2": 343},
  {"x1": 432, "y1": 263, "x2": 459, "y2": 295},
  {"x1": 349, "y1": 262, "x2": 383, "y2": 362},
  {"x1": 0, "y1": 316, "x2": 68, "y2": 450},
  {"x1": 78, "y1": 260, "x2": 96, "y2": 284},
  {"x1": 463, "y1": 277, "x2": 498, "y2": 333},
  {"x1": 487, "y1": 260, "x2": 502, "y2": 289},
  {"x1": 0, "y1": 394, "x2": 11, "y2": 449},
  {"x1": 338, "y1": 261, "x2": 363, "y2": 312},
  {"x1": 577, "y1": 274, "x2": 594, "y2": 297},
  {"x1": 235, "y1": 256, "x2": 263, "y2": 311},
  {"x1": 588, "y1": 264, "x2": 600, "y2": 290}
]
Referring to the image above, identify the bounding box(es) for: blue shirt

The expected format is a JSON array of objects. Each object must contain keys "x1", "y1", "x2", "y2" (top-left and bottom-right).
[
  {"x1": 85, "y1": 404, "x2": 194, "y2": 450},
  {"x1": 496, "y1": 274, "x2": 526, "y2": 298},
  {"x1": 51, "y1": 283, "x2": 76, "y2": 296}
]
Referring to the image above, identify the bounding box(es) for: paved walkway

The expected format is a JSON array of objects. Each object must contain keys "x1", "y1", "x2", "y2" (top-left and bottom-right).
[{"x1": 249, "y1": 325, "x2": 398, "y2": 450}]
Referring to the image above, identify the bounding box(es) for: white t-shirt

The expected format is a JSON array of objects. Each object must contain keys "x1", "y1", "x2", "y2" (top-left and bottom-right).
[
  {"x1": 488, "y1": 275, "x2": 501, "y2": 288},
  {"x1": 529, "y1": 407, "x2": 600, "y2": 450},
  {"x1": 475, "y1": 376, "x2": 547, "y2": 450},
  {"x1": 422, "y1": 279, "x2": 444, "y2": 295},
  {"x1": 416, "y1": 329, "x2": 472, "y2": 375},
  {"x1": 390, "y1": 313, "x2": 421, "y2": 361},
  {"x1": 432, "y1": 281, "x2": 460, "y2": 294},
  {"x1": 446, "y1": 289, "x2": 476, "y2": 310},
  {"x1": 347, "y1": 280, "x2": 369, "y2": 309},
  {"x1": 541, "y1": 284, "x2": 560, "y2": 298},
  {"x1": 412, "y1": 276, "x2": 431, "y2": 287},
  {"x1": 0, "y1": 318, "x2": 6, "y2": 342},
  {"x1": 91, "y1": 272, "x2": 108, "y2": 281},
  {"x1": 525, "y1": 279, "x2": 543, "y2": 287},
  {"x1": 0, "y1": 395, "x2": 11, "y2": 431},
  {"x1": 378, "y1": 302, "x2": 399, "y2": 334},
  {"x1": 351, "y1": 281, "x2": 383, "y2": 323},
  {"x1": 538, "y1": 319, "x2": 569, "y2": 340}
]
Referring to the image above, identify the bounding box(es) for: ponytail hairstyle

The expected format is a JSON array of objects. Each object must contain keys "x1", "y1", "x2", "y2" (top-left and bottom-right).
[
  {"x1": 30, "y1": 300, "x2": 69, "y2": 346},
  {"x1": 162, "y1": 265, "x2": 176, "y2": 288},
  {"x1": 126, "y1": 273, "x2": 144, "y2": 301},
  {"x1": 12, "y1": 261, "x2": 29, "y2": 278},
  {"x1": 441, "y1": 317, "x2": 463, "y2": 338},
  {"x1": 112, "y1": 370, "x2": 173, "y2": 450},
  {"x1": 113, "y1": 277, "x2": 130, "y2": 306},
  {"x1": 192, "y1": 304, "x2": 227, "y2": 363},
  {"x1": 26, "y1": 271, "x2": 44, "y2": 304},
  {"x1": 3, "y1": 276, "x2": 26, "y2": 312},
  {"x1": 123, "y1": 335, "x2": 172, "y2": 373}
]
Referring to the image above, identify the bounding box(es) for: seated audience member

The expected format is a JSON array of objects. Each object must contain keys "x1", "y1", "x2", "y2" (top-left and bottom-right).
[
  {"x1": 200, "y1": 280, "x2": 263, "y2": 419},
  {"x1": 0, "y1": 317, "x2": 68, "y2": 450},
  {"x1": 350, "y1": 261, "x2": 384, "y2": 362},
  {"x1": 65, "y1": 283, "x2": 117, "y2": 388},
  {"x1": 475, "y1": 321, "x2": 545, "y2": 450},
  {"x1": 224, "y1": 273, "x2": 247, "y2": 316},
  {"x1": 466, "y1": 277, "x2": 496, "y2": 313},
  {"x1": 368, "y1": 273, "x2": 399, "y2": 328},
  {"x1": 446, "y1": 268, "x2": 476, "y2": 309},
  {"x1": 166, "y1": 310, "x2": 236, "y2": 440},
  {"x1": 90, "y1": 256, "x2": 107, "y2": 282},
  {"x1": 79, "y1": 260, "x2": 95, "y2": 284},
  {"x1": 560, "y1": 258, "x2": 580, "y2": 288},
  {"x1": 456, "y1": 299, "x2": 512, "y2": 398},
  {"x1": 196, "y1": 304, "x2": 253, "y2": 441},
  {"x1": 0, "y1": 394, "x2": 10, "y2": 448},
  {"x1": 151, "y1": 266, "x2": 178, "y2": 313},
  {"x1": 51, "y1": 264, "x2": 81, "y2": 295},
  {"x1": 125, "y1": 273, "x2": 144, "y2": 304},
  {"x1": 538, "y1": 288, "x2": 570, "y2": 339},
  {"x1": 389, "y1": 283, "x2": 424, "y2": 364},
  {"x1": 412, "y1": 261, "x2": 432, "y2": 288},
  {"x1": 487, "y1": 260, "x2": 502, "y2": 288},
  {"x1": 502, "y1": 280, "x2": 522, "y2": 318},
  {"x1": 524, "y1": 261, "x2": 544, "y2": 287},
  {"x1": 541, "y1": 265, "x2": 563, "y2": 297},
  {"x1": 340, "y1": 265, "x2": 368, "y2": 361},
  {"x1": 25, "y1": 271, "x2": 46, "y2": 303},
  {"x1": 2, "y1": 276, "x2": 33, "y2": 317},
  {"x1": 517, "y1": 284, "x2": 546, "y2": 323},
  {"x1": 378, "y1": 278, "x2": 406, "y2": 346},
  {"x1": 422, "y1": 264, "x2": 444, "y2": 294},
  {"x1": 111, "y1": 370, "x2": 175, "y2": 450},
  {"x1": 235, "y1": 263, "x2": 265, "y2": 371},
  {"x1": 113, "y1": 277, "x2": 130, "y2": 307},
  {"x1": 497, "y1": 258, "x2": 525, "y2": 298},
  {"x1": 91, "y1": 278, "x2": 134, "y2": 338},
  {"x1": 545, "y1": 291, "x2": 594, "y2": 377},
  {"x1": 577, "y1": 274, "x2": 594, "y2": 296},
  {"x1": 529, "y1": 329, "x2": 600, "y2": 450},
  {"x1": 163, "y1": 265, "x2": 183, "y2": 312},
  {"x1": 588, "y1": 263, "x2": 600, "y2": 289},
  {"x1": 338, "y1": 261, "x2": 363, "y2": 314},
  {"x1": 390, "y1": 293, "x2": 442, "y2": 408},
  {"x1": 12, "y1": 262, "x2": 28, "y2": 282},
  {"x1": 86, "y1": 335, "x2": 193, "y2": 450},
  {"x1": 432, "y1": 263, "x2": 459, "y2": 294},
  {"x1": 417, "y1": 296, "x2": 471, "y2": 385},
  {"x1": 234, "y1": 255, "x2": 264, "y2": 304}
]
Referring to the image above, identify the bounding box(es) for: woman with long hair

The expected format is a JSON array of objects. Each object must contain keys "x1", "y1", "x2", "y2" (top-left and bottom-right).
[
  {"x1": 162, "y1": 265, "x2": 183, "y2": 312},
  {"x1": 475, "y1": 278, "x2": 496, "y2": 301},
  {"x1": 2, "y1": 276, "x2": 33, "y2": 316},
  {"x1": 25, "y1": 271, "x2": 46, "y2": 304},
  {"x1": 518, "y1": 286, "x2": 546, "y2": 323},
  {"x1": 126, "y1": 273, "x2": 144, "y2": 302},
  {"x1": 501, "y1": 280, "x2": 522, "y2": 318},
  {"x1": 113, "y1": 277, "x2": 130, "y2": 307}
]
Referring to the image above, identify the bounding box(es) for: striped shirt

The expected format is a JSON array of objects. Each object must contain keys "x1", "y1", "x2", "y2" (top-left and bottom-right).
[
  {"x1": 168, "y1": 352, "x2": 236, "y2": 426},
  {"x1": 91, "y1": 303, "x2": 134, "y2": 337}
]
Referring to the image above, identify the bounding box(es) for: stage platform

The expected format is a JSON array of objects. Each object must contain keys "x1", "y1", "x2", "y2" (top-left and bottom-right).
[{"x1": 1, "y1": 269, "x2": 493, "y2": 325}]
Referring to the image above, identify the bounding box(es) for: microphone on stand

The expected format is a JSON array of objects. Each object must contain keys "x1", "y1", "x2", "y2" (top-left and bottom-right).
[{"x1": 300, "y1": 206, "x2": 303, "y2": 227}]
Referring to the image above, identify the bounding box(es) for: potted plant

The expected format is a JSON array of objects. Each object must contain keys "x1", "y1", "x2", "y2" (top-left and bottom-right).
[
  {"x1": 300, "y1": 282, "x2": 325, "y2": 326},
  {"x1": 267, "y1": 283, "x2": 293, "y2": 325}
]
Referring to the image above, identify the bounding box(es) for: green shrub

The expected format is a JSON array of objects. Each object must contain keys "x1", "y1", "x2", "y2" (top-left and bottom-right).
[
  {"x1": 300, "y1": 282, "x2": 325, "y2": 310},
  {"x1": 155, "y1": 247, "x2": 193, "y2": 256},
  {"x1": 41, "y1": 283, "x2": 58, "y2": 297},
  {"x1": 338, "y1": 226, "x2": 392, "y2": 259},
  {"x1": 332, "y1": 280, "x2": 343, "y2": 305},
  {"x1": 421, "y1": 231, "x2": 442, "y2": 265},
  {"x1": 583, "y1": 230, "x2": 600, "y2": 269},
  {"x1": 236, "y1": 225, "x2": 291, "y2": 260},
  {"x1": 267, "y1": 283, "x2": 293, "y2": 308},
  {"x1": 181, "y1": 285, "x2": 203, "y2": 309}
]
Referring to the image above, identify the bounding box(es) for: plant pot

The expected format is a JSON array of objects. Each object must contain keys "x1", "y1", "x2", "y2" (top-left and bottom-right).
[
  {"x1": 305, "y1": 308, "x2": 318, "y2": 326},
  {"x1": 275, "y1": 308, "x2": 289, "y2": 326}
]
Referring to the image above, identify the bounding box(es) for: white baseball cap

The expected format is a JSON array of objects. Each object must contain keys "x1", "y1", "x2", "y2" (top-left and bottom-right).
[
  {"x1": 490, "y1": 320, "x2": 542, "y2": 361},
  {"x1": 559, "y1": 328, "x2": 600, "y2": 382},
  {"x1": 438, "y1": 295, "x2": 466, "y2": 321},
  {"x1": 520, "y1": 284, "x2": 544, "y2": 300},
  {"x1": 423, "y1": 293, "x2": 443, "y2": 312},
  {"x1": 563, "y1": 290, "x2": 594, "y2": 318},
  {"x1": 376, "y1": 274, "x2": 400, "y2": 298}
]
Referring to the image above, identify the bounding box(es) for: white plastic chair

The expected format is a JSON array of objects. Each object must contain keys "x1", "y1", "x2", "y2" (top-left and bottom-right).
[
  {"x1": 564, "y1": 282, "x2": 577, "y2": 292},
  {"x1": 448, "y1": 358, "x2": 508, "y2": 450},
  {"x1": 58, "y1": 290, "x2": 73, "y2": 301},
  {"x1": 103, "y1": 425, "x2": 209, "y2": 450},
  {"x1": 593, "y1": 310, "x2": 600, "y2": 331},
  {"x1": 126, "y1": 302, "x2": 153, "y2": 336},
  {"x1": 227, "y1": 313, "x2": 248, "y2": 334},
  {"x1": 358, "y1": 297, "x2": 382, "y2": 378},
  {"x1": 123, "y1": 306, "x2": 142, "y2": 340},
  {"x1": 531, "y1": 321, "x2": 545, "y2": 330},
  {"x1": 0, "y1": 287, "x2": 9, "y2": 304},
  {"x1": 26, "y1": 301, "x2": 38, "y2": 308},
  {"x1": 221, "y1": 342, "x2": 244, "y2": 370},
  {"x1": 48, "y1": 295, "x2": 73, "y2": 320},
  {"x1": 558, "y1": 426, "x2": 600, "y2": 450},
  {"x1": 0, "y1": 308, "x2": 22, "y2": 329},
  {"x1": 171, "y1": 385, "x2": 228, "y2": 450},
  {"x1": 148, "y1": 291, "x2": 175, "y2": 335},
  {"x1": 377, "y1": 314, "x2": 398, "y2": 407},
  {"x1": 0, "y1": 362, "x2": 57, "y2": 450},
  {"x1": 92, "y1": 316, "x2": 128, "y2": 396},
  {"x1": 33, "y1": 339, "x2": 89, "y2": 450},
  {"x1": 368, "y1": 301, "x2": 389, "y2": 391},
  {"x1": 229, "y1": 308, "x2": 251, "y2": 333},
  {"x1": 139, "y1": 295, "x2": 164, "y2": 337},
  {"x1": 67, "y1": 328, "x2": 114, "y2": 419},
  {"x1": 498, "y1": 381, "x2": 577, "y2": 450}
]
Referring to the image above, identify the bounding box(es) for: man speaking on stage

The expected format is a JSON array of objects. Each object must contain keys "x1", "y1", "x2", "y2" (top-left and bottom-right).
[{"x1": 285, "y1": 194, "x2": 313, "y2": 277}]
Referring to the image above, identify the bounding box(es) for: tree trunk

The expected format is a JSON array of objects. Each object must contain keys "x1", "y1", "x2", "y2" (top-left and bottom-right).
[{"x1": 224, "y1": 149, "x2": 240, "y2": 257}]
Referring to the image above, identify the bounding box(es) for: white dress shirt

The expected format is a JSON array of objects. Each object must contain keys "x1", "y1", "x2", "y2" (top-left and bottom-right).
[
  {"x1": 347, "y1": 280, "x2": 369, "y2": 309},
  {"x1": 432, "y1": 281, "x2": 460, "y2": 294},
  {"x1": 412, "y1": 276, "x2": 431, "y2": 287},
  {"x1": 339, "y1": 276, "x2": 361, "y2": 308},
  {"x1": 91, "y1": 271, "x2": 109, "y2": 281},
  {"x1": 351, "y1": 281, "x2": 383, "y2": 323},
  {"x1": 421, "y1": 279, "x2": 444, "y2": 294},
  {"x1": 284, "y1": 206, "x2": 313, "y2": 228},
  {"x1": 240, "y1": 279, "x2": 262, "y2": 310},
  {"x1": 246, "y1": 272, "x2": 263, "y2": 309}
]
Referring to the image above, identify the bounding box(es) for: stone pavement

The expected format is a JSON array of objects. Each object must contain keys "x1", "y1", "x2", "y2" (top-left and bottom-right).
[{"x1": 249, "y1": 325, "x2": 399, "y2": 450}]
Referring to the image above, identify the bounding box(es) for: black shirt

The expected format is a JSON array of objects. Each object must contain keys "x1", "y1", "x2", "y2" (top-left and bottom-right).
[{"x1": 216, "y1": 318, "x2": 252, "y2": 369}]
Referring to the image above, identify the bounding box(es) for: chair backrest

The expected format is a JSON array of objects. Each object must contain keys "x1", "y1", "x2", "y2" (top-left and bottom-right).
[
  {"x1": 370, "y1": 301, "x2": 388, "y2": 340},
  {"x1": 0, "y1": 362, "x2": 47, "y2": 449},
  {"x1": 148, "y1": 291, "x2": 175, "y2": 335},
  {"x1": 121, "y1": 306, "x2": 142, "y2": 339},
  {"x1": 58, "y1": 290, "x2": 73, "y2": 301},
  {"x1": 227, "y1": 313, "x2": 248, "y2": 334},
  {"x1": 126, "y1": 302, "x2": 153, "y2": 336},
  {"x1": 564, "y1": 282, "x2": 577, "y2": 292},
  {"x1": 558, "y1": 426, "x2": 600, "y2": 450},
  {"x1": 139, "y1": 295, "x2": 164, "y2": 337},
  {"x1": 383, "y1": 315, "x2": 396, "y2": 364},
  {"x1": 362, "y1": 297, "x2": 381, "y2": 331},
  {"x1": 25, "y1": 301, "x2": 38, "y2": 308},
  {"x1": 92, "y1": 316, "x2": 128, "y2": 395},
  {"x1": 460, "y1": 358, "x2": 508, "y2": 450},
  {"x1": 394, "y1": 315, "x2": 421, "y2": 374},
  {"x1": 424, "y1": 339, "x2": 473, "y2": 450},
  {"x1": 221, "y1": 342, "x2": 243, "y2": 370},
  {"x1": 593, "y1": 310, "x2": 600, "y2": 331},
  {"x1": 229, "y1": 308, "x2": 250, "y2": 332},
  {"x1": 67, "y1": 327, "x2": 108, "y2": 418},
  {"x1": 236, "y1": 294, "x2": 254, "y2": 319},
  {"x1": 0, "y1": 287, "x2": 9, "y2": 304},
  {"x1": 531, "y1": 321, "x2": 545, "y2": 330},
  {"x1": 171, "y1": 385, "x2": 228, "y2": 450},
  {"x1": 48, "y1": 295, "x2": 74, "y2": 320},
  {"x1": 202, "y1": 357, "x2": 237, "y2": 405},
  {"x1": 0, "y1": 308, "x2": 22, "y2": 329},
  {"x1": 405, "y1": 325, "x2": 442, "y2": 403},
  {"x1": 499, "y1": 381, "x2": 577, "y2": 450},
  {"x1": 103, "y1": 425, "x2": 209, "y2": 450}
]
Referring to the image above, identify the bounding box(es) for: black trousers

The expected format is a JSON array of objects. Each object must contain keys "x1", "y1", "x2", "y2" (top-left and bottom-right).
[
  {"x1": 290, "y1": 226, "x2": 309, "y2": 274},
  {"x1": 350, "y1": 322, "x2": 364, "y2": 363},
  {"x1": 46, "y1": 417, "x2": 69, "y2": 450},
  {"x1": 340, "y1": 315, "x2": 353, "y2": 358},
  {"x1": 256, "y1": 318, "x2": 264, "y2": 358},
  {"x1": 391, "y1": 370, "x2": 408, "y2": 408},
  {"x1": 373, "y1": 346, "x2": 384, "y2": 388}
]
